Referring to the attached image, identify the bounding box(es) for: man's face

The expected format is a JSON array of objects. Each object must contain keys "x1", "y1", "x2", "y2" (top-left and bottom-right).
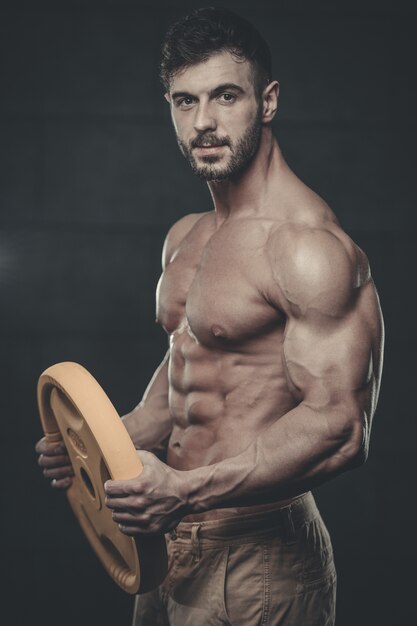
[{"x1": 166, "y1": 51, "x2": 263, "y2": 182}]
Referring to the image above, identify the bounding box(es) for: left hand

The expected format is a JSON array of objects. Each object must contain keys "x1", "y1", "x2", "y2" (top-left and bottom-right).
[{"x1": 104, "y1": 451, "x2": 191, "y2": 535}]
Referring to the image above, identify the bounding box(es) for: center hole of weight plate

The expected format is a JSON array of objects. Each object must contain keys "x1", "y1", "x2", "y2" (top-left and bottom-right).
[{"x1": 80, "y1": 467, "x2": 96, "y2": 499}]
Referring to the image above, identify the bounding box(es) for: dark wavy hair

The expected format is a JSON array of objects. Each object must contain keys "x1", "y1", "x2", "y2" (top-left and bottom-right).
[{"x1": 160, "y1": 7, "x2": 272, "y2": 99}]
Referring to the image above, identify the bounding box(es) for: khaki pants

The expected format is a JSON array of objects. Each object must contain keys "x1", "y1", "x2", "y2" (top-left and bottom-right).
[{"x1": 133, "y1": 492, "x2": 336, "y2": 626}]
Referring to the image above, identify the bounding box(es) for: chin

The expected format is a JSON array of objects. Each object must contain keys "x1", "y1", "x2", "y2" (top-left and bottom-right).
[
  {"x1": 193, "y1": 157, "x2": 230, "y2": 180},
  {"x1": 197, "y1": 169, "x2": 231, "y2": 182}
]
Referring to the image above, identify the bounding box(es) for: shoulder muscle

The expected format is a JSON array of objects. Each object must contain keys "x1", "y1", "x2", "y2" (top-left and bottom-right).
[
  {"x1": 162, "y1": 212, "x2": 208, "y2": 268},
  {"x1": 267, "y1": 225, "x2": 369, "y2": 318}
]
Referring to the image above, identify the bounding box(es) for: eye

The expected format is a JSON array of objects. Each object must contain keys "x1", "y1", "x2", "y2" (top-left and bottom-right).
[
  {"x1": 176, "y1": 97, "x2": 195, "y2": 109},
  {"x1": 218, "y1": 92, "x2": 236, "y2": 104}
]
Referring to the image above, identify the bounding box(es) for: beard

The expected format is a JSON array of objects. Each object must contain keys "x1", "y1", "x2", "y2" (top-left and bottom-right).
[{"x1": 176, "y1": 106, "x2": 263, "y2": 182}]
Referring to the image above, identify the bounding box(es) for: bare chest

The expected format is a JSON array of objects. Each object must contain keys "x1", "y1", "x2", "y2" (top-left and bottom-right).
[{"x1": 156, "y1": 223, "x2": 283, "y2": 345}]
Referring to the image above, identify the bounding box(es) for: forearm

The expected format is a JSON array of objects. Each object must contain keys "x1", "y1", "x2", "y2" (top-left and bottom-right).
[
  {"x1": 121, "y1": 350, "x2": 173, "y2": 456},
  {"x1": 184, "y1": 402, "x2": 366, "y2": 513},
  {"x1": 122, "y1": 404, "x2": 173, "y2": 457}
]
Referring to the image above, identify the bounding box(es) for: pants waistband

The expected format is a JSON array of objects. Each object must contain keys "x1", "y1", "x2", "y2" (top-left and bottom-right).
[{"x1": 167, "y1": 492, "x2": 318, "y2": 550}]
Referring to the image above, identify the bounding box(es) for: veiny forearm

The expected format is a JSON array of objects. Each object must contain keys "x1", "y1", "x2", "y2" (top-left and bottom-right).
[{"x1": 184, "y1": 402, "x2": 366, "y2": 512}]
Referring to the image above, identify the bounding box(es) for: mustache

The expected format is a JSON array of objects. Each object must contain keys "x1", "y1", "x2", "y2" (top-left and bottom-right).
[{"x1": 191, "y1": 134, "x2": 231, "y2": 149}]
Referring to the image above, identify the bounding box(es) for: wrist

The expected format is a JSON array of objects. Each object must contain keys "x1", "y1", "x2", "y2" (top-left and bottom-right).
[
  {"x1": 179, "y1": 465, "x2": 216, "y2": 514},
  {"x1": 177, "y1": 446, "x2": 260, "y2": 514}
]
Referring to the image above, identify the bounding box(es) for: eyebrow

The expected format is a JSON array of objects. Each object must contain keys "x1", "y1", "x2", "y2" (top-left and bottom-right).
[{"x1": 171, "y1": 82, "x2": 245, "y2": 101}]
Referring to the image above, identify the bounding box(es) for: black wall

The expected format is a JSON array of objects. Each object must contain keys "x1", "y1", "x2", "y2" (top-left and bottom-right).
[{"x1": 1, "y1": 1, "x2": 416, "y2": 624}]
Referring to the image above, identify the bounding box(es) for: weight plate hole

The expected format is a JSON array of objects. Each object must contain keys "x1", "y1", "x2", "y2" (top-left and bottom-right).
[
  {"x1": 80, "y1": 467, "x2": 96, "y2": 499},
  {"x1": 100, "y1": 458, "x2": 111, "y2": 486}
]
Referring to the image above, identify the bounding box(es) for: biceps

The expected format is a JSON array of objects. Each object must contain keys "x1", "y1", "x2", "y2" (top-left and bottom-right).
[{"x1": 282, "y1": 315, "x2": 373, "y2": 408}]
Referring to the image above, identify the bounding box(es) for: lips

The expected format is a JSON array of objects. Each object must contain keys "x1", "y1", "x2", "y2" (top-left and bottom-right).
[
  {"x1": 197, "y1": 144, "x2": 225, "y2": 149},
  {"x1": 191, "y1": 136, "x2": 230, "y2": 150},
  {"x1": 194, "y1": 143, "x2": 226, "y2": 149}
]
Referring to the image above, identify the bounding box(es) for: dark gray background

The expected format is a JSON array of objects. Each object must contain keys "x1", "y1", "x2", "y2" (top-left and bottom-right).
[{"x1": 1, "y1": 0, "x2": 416, "y2": 624}]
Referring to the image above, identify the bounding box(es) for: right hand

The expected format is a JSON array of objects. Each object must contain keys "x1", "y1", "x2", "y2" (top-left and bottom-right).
[{"x1": 35, "y1": 436, "x2": 74, "y2": 489}]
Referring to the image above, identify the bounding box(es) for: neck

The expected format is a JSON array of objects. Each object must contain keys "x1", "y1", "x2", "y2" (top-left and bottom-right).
[{"x1": 207, "y1": 128, "x2": 286, "y2": 221}]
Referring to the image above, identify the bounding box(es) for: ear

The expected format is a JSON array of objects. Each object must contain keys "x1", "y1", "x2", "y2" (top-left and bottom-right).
[
  {"x1": 164, "y1": 92, "x2": 171, "y2": 103},
  {"x1": 262, "y1": 80, "x2": 279, "y2": 123}
]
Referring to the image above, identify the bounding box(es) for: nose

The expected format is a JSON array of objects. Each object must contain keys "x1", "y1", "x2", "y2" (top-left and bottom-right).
[{"x1": 193, "y1": 102, "x2": 217, "y2": 133}]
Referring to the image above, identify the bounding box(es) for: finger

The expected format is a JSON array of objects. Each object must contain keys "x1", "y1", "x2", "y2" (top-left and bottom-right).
[
  {"x1": 36, "y1": 438, "x2": 67, "y2": 456},
  {"x1": 105, "y1": 495, "x2": 145, "y2": 510},
  {"x1": 118, "y1": 524, "x2": 154, "y2": 536},
  {"x1": 104, "y1": 478, "x2": 141, "y2": 497},
  {"x1": 117, "y1": 513, "x2": 179, "y2": 535},
  {"x1": 43, "y1": 465, "x2": 74, "y2": 479},
  {"x1": 51, "y1": 477, "x2": 72, "y2": 489},
  {"x1": 111, "y1": 511, "x2": 150, "y2": 524},
  {"x1": 35, "y1": 437, "x2": 50, "y2": 454},
  {"x1": 118, "y1": 521, "x2": 169, "y2": 536},
  {"x1": 38, "y1": 453, "x2": 71, "y2": 468}
]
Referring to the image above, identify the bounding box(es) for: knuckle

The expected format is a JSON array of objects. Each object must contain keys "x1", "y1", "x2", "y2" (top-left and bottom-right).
[
  {"x1": 131, "y1": 483, "x2": 142, "y2": 496},
  {"x1": 54, "y1": 478, "x2": 71, "y2": 489},
  {"x1": 37, "y1": 437, "x2": 46, "y2": 450},
  {"x1": 41, "y1": 457, "x2": 53, "y2": 469}
]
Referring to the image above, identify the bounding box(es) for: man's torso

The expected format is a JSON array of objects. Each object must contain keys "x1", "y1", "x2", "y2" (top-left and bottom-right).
[{"x1": 155, "y1": 176, "x2": 373, "y2": 519}]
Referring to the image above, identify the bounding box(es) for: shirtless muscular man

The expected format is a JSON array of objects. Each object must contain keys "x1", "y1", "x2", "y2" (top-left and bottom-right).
[{"x1": 36, "y1": 8, "x2": 384, "y2": 626}]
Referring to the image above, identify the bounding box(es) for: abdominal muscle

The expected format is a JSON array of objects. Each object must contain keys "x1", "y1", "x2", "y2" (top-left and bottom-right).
[{"x1": 166, "y1": 325, "x2": 300, "y2": 521}]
